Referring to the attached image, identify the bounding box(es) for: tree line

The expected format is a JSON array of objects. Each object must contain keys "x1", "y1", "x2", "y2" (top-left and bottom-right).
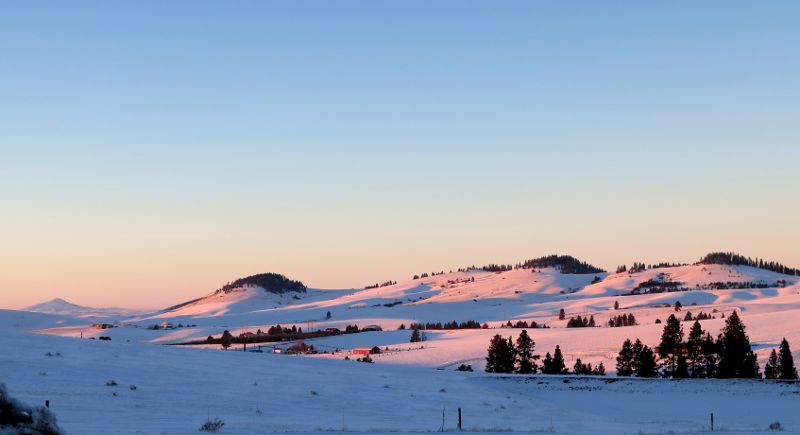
[
  {"x1": 698, "y1": 252, "x2": 800, "y2": 276},
  {"x1": 216, "y1": 273, "x2": 306, "y2": 294},
  {"x1": 617, "y1": 311, "x2": 797, "y2": 379},
  {"x1": 484, "y1": 331, "x2": 604, "y2": 375}
]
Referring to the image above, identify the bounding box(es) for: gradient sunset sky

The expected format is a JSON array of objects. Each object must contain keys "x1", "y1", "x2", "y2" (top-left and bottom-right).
[{"x1": 2, "y1": 1, "x2": 799, "y2": 309}]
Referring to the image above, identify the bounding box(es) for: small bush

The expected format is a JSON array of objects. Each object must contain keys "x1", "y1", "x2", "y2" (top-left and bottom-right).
[
  {"x1": 199, "y1": 418, "x2": 225, "y2": 433},
  {"x1": 129, "y1": 385, "x2": 137, "y2": 391},
  {"x1": 769, "y1": 421, "x2": 784, "y2": 431},
  {"x1": 105, "y1": 380, "x2": 118, "y2": 387}
]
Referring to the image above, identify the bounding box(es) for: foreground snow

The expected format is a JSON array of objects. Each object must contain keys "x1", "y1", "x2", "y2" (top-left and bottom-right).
[{"x1": 2, "y1": 331, "x2": 799, "y2": 434}]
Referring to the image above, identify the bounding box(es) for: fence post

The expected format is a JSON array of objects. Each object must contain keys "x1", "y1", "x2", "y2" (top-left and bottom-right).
[
  {"x1": 710, "y1": 412, "x2": 714, "y2": 431},
  {"x1": 458, "y1": 407, "x2": 462, "y2": 431},
  {"x1": 45, "y1": 400, "x2": 49, "y2": 409}
]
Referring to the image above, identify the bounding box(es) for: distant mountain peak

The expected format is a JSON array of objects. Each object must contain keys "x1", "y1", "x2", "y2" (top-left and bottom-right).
[{"x1": 23, "y1": 298, "x2": 136, "y2": 318}]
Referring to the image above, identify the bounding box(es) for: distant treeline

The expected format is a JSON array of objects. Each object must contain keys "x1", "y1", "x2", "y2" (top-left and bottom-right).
[
  {"x1": 364, "y1": 280, "x2": 397, "y2": 289},
  {"x1": 502, "y1": 320, "x2": 548, "y2": 329},
  {"x1": 616, "y1": 262, "x2": 687, "y2": 274},
  {"x1": 697, "y1": 252, "x2": 800, "y2": 276},
  {"x1": 406, "y1": 320, "x2": 486, "y2": 330},
  {"x1": 455, "y1": 255, "x2": 606, "y2": 275},
  {"x1": 217, "y1": 273, "x2": 306, "y2": 294}
]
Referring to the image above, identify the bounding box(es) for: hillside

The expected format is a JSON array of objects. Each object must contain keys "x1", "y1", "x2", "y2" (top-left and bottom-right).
[{"x1": 23, "y1": 298, "x2": 139, "y2": 318}]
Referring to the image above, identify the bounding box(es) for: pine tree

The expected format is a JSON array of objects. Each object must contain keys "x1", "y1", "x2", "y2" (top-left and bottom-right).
[
  {"x1": 686, "y1": 320, "x2": 705, "y2": 377},
  {"x1": 674, "y1": 355, "x2": 689, "y2": 378},
  {"x1": 221, "y1": 330, "x2": 233, "y2": 349},
  {"x1": 515, "y1": 330, "x2": 537, "y2": 374},
  {"x1": 778, "y1": 338, "x2": 798, "y2": 380},
  {"x1": 616, "y1": 339, "x2": 635, "y2": 376},
  {"x1": 542, "y1": 352, "x2": 554, "y2": 374},
  {"x1": 588, "y1": 315, "x2": 595, "y2": 327},
  {"x1": 674, "y1": 301, "x2": 682, "y2": 311},
  {"x1": 485, "y1": 335, "x2": 516, "y2": 373},
  {"x1": 573, "y1": 358, "x2": 586, "y2": 375},
  {"x1": 636, "y1": 345, "x2": 658, "y2": 377},
  {"x1": 410, "y1": 327, "x2": 421, "y2": 343},
  {"x1": 595, "y1": 362, "x2": 606, "y2": 376},
  {"x1": 717, "y1": 311, "x2": 760, "y2": 378},
  {"x1": 550, "y1": 345, "x2": 567, "y2": 374},
  {"x1": 765, "y1": 349, "x2": 779, "y2": 379},
  {"x1": 658, "y1": 314, "x2": 684, "y2": 377},
  {"x1": 614, "y1": 300, "x2": 620, "y2": 310},
  {"x1": 559, "y1": 308, "x2": 566, "y2": 321}
]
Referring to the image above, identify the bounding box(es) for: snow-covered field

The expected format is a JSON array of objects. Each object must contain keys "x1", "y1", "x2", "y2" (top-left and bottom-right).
[
  {"x1": 3, "y1": 263, "x2": 800, "y2": 433},
  {"x1": 2, "y1": 330, "x2": 800, "y2": 434}
]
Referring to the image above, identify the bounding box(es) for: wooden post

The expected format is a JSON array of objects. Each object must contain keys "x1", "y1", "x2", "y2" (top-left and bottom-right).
[
  {"x1": 441, "y1": 407, "x2": 445, "y2": 432},
  {"x1": 45, "y1": 400, "x2": 49, "y2": 408},
  {"x1": 458, "y1": 407, "x2": 462, "y2": 431},
  {"x1": 710, "y1": 412, "x2": 714, "y2": 431}
]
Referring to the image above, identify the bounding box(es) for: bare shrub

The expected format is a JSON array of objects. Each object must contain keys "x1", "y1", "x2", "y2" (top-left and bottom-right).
[{"x1": 199, "y1": 418, "x2": 225, "y2": 432}]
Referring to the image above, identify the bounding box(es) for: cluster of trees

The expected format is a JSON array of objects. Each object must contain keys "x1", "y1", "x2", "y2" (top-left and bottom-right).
[
  {"x1": 409, "y1": 327, "x2": 427, "y2": 343},
  {"x1": 615, "y1": 338, "x2": 658, "y2": 377},
  {"x1": 412, "y1": 271, "x2": 446, "y2": 280},
  {"x1": 764, "y1": 339, "x2": 798, "y2": 379},
  {"x1": 699, "y1": 281, "x2": 784, "y2": 290},
  {"x1": 683, "y1": 311, "x2": 713, "y2": 321},
  {"x1": 517, "y1": 255, "x2": 605, "y2": 274},
  {"x1": 265, "y1": 324, "x2": 303, "y2": 335},
  {"x1": 216, "y1": 273, "x2": 307, "y2": 294},
  {"x1": 502, "y1": 320, "x2": 547, "y2": 329},
  {"x1": 573, "y1": 359, "x2": 606, "y2": 375},
  {"x1": 364, "y1": 280, "x2": 396, "y2": 289},
  {"x1": 617, "y1": 311, "x2": 796, "y2": 379},
  {"x1": 485, "y1": 331, "x2": 604, "y2": 375},
  {"x1": 616, "y1": 262, "x2": 687, "y2": 274},
  {"x1": 485, "y1": 331, "x2": 539, "y2": 374},
  {"x1": 631, "y1": 278, "x2": 684, "y2": 294},
  {"x1": 566, "y1": 315, "x2": 596, "y2": 328},
  {"x1": 408, "y1": 320, "x2": 485, "y2": 330},
  {"x1": 481, "y1": 264, "x2": 514, "y2": 272},
  {"x1": 698, "y1": 252, "x2": 800, "y2": 276},
  {"x1": 608, "y1": 314, "x2": 637, "y2": 327}
]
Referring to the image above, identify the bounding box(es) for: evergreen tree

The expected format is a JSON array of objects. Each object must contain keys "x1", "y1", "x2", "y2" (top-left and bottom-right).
[
  {"x1": 549, "y1": 345, "x2": 567, "y2": 374},
  {"x1": 410, "y1": 327, "x2": 421, "y2": 343},
  {"x1": 588, "y1": 315, "x2": 596, "y2": 327},
  {"x1": 559, "y1": 308, "x2": 566, "y2": 320},
  {"x1": 778, "y1": 338, "x2": 798, "y2": 380},
  {"x1": 220, "y1": 330, "x2": 233, "y2": 349},
  {"x1": 595, "y1": 362, "x2": 606, "y2": 376},
  {"x1": 674, "y1": 301, "x2": 682, "y2": 311},
  {"x1": 765, "y1": 349, "x2": 779, "y2": 379},
  {"x1": 674, "y1": 355, "x2": 689, "y2": 378},
  {"x1": 515, "y1": 330, "x2": 537, "y2": 374},
  {"x1": 658, "y1": 314, "x2": 684, "y2": 377},
  {"x1": 614, "y1": 300, "x2": 620, "y2": 310},
  {"x1": 701, "y1": 332, "x2": 719, "y2": 378},
  {"x1": 573, "y1": 358, "x2": 586, "y2": 375},
  {"x1": 485, "y1": 335, "x2": 516, "y2": 373},
  {"x1": 686, "y1": 320, "x2": 705, "y2": 377},
  {"x1": 542, "y1": 352, "x2": 554, "y2": 374},
  {"x1": 636, "y1": 345, "x2": 658, "y2": 377},
  {"x1": 717, "y1": 311, "x2": 760, "y2": 378},
  {"x1": 616, "y1": 339, "x2": 635, "y2": 376}
]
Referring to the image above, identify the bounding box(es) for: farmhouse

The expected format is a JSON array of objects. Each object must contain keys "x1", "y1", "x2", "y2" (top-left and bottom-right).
[{"x1": 352, "y1": 346, "x2": 382, "y2": 356}]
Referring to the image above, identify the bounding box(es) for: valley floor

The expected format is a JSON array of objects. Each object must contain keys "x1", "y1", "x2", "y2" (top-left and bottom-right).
[{"x1": 2, "y1": 331, "x2": 799, "y2": 435}]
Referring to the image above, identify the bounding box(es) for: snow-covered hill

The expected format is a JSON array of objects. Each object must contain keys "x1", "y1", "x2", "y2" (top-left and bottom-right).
[
  {"x1": 23, "y1": 298, "x2": 140, "y2": 318},
  {"x1": 4, "y1": 256, "x2": 800, "y2": 434}
]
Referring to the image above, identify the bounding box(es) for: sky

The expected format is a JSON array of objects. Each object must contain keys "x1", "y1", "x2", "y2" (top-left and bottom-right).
[{"x1": 1, "y1": 1, "x2": 799, "y2": 309}]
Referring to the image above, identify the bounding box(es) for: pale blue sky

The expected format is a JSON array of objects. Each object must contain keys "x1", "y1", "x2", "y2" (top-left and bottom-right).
[{"x1": 1, "y1": 1, "x2": 799, "y2": 308}]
